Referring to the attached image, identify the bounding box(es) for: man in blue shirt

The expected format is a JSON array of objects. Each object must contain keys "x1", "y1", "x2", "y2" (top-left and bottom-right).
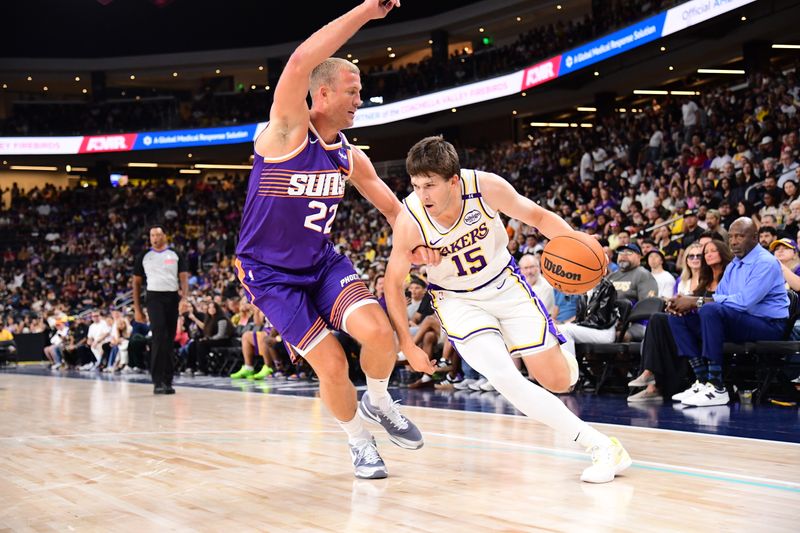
[{"x1": 667, "y1": 217, "x2": 788, "y2": 406}]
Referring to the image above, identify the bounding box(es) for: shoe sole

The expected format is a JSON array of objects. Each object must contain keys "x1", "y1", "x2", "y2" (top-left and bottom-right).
[
  {"x1": 358, "y1": 403, "x2": 424, "y2": 450},
  {"x1": 354, "y1": 467, "x2": 388, "y2": 480},
  {"x1": 682, "y1": 398, "x2": 729, "y2": 407}
]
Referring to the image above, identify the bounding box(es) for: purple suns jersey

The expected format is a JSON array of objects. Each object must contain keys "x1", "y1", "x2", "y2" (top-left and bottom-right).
[{"x1": 236, "y1": 124, "x2": 354, "y2": 270}]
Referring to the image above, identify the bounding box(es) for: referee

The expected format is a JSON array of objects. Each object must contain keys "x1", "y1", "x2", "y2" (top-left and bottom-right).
[{"x1": 133, "y1": 225, "x2": 188, "y2": 395}]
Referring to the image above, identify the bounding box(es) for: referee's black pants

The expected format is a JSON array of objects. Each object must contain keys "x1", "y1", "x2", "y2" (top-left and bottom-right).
[{"x1": 146, "y1": 291, "x2": 179, "y2": 386}]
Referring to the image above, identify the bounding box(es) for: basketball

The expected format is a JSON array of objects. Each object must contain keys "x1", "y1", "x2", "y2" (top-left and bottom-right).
[{"x1": 540, "y1": 233, "x2": 606, "y2": 294}]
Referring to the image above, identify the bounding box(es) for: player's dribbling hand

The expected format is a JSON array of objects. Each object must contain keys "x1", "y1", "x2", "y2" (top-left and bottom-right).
[
  {"x1": 134, "y1": 310, "x2": 146, "y2": 323},
  {"x1": 402, "y1": 343, "x2": 436, "y2": 375},
  {"x1": 409, "y1": 245, "x2": 442, "y2": 266},
  {"x1": 365, "y1": 0, "x2": 400, "y2": 20}
]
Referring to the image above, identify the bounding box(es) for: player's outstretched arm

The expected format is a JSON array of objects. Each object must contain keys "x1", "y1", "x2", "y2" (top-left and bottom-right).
[
  {"x1": 269, "y1": 1, "x2": 399, "y2": 141},
  {"x1": 350, "y1": 147, "x2": 403, "y2": 227},
  {"x1": 385, "y1": 213, "x2": 437, "y2": 375},
  {"x1": 479, "y1": 171, "x2": 574, "y2": 239}
]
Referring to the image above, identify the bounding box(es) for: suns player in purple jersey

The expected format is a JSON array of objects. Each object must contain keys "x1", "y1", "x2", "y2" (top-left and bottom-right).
[
  {"x1": 235, "y1": 0, "x2": 437, "y2": 480},
  {"x1": 385, "y1": 136, "x2": 632, "y2": 483}
]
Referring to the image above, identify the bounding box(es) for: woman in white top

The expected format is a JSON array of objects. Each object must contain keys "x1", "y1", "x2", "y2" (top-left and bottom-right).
[{"x1": 674, "y1": 242, "x2": 703, "y2": 296}]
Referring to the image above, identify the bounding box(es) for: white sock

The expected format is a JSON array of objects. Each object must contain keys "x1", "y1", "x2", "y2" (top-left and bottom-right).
[
  {"x1": 456, "y1": 333, "x2": 611, "y2": 449},
  {"x1": 337, "y1": 413, "x2": 371, "y2": 444},
  {"x1": 573, "y1": 424, "x2": 612, "y2": 450},
  {"x1": 243, "y1": 364, "x2": 254, "y2": 371},
  {"x1": 366, "y1": 376, "x2": 391, "y2": 408}
]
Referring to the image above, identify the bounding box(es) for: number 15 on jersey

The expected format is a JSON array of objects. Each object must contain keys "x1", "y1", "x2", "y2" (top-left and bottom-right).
[{"x1": 452, "y1": 246, "x2": 487, "y2": 277}]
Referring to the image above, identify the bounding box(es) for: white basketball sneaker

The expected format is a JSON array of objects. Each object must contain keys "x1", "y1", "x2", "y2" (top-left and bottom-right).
[
  {"x1": 671, "y1": 381, "x2": 704, "y2": 402},
  {"x1": 581, "y1": 437, "x2": 632, "y2": 483}
]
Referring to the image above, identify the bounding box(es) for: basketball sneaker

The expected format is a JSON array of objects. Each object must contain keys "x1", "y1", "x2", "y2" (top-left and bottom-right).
[
  {"x1": 580, "y1": 437, "x2": 632, "y2": 484},
  {"x1": 468, "y1": 377, "x2": 489, "y2": 391},
  {"x1": 681, "y1": 383, "x2": 730, "y2": 407},
  {"x1": 454, "y1": 378, "x2": 477, "y2": 390},
  {"x1": 671, "y1": 380, "x2": 704, "y2": 402},
  {"x1": 349, "y1": 437, "x2": 388, "y2": 479},
  {"x1": 248, "y1": 366, "x2": 273, "y2": 380},
  {"x1": 229, "y1": 366, "x2": 254, "y2": 379},
  {"x1": 358, "y1": 392, "x2": 424, "y2": 450}
]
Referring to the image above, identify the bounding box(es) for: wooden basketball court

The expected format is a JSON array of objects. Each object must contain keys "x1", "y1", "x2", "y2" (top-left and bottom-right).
[{"x1": 1, "y1": 373, "x2": 798, "y2": 531}]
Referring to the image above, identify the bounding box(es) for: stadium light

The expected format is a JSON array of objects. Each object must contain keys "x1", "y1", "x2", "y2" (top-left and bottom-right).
[
  {"x1": 530, "y1": 122, "x2": 570, "y2": 127},
  {"x1": 194, "y1": 164, "x2": 253, "y2": 170},
  {"x1": 179, "y1": 169, "x2": 201, "y2": 174},
  {"x1": 633, "y1": 90, "x2": 668, "y2": 95},
  {"x1": 10, "y1": 165, "x2": 58, "y2": 171},
  {"x1": 697, "y1": 68, "x2": 745, "y2": 74},
  {"x1": 577, "y1": 107, "x2": 596, "y2": 112},
  {"x1": 773, "y1": 44, "x2": 800, "y2": 49},
  {"x1": 128, "y1": 162, "x2": 158, "y2": 168},
  {"x1": 670, "y1": 90, "x2": 700, "y2": 95}
]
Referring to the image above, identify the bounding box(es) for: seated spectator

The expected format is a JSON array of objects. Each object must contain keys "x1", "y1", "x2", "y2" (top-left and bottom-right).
[
  {"x1": 758, "y1": 225, "x2": 778, "y2": 249},
  {"x1": 0, "y1": 321, "x2": 15, "y2": 362},
  {"x1": 104, "y1": 313, "x2": 132, "y2": 373},
  {"x1": 667, "y1": 219, "x2": 788, "y2": 406},
  {"x1": 679, "y1": 211, "x2": 704, "y2": 249},
  {"x1": 628, "y1": 239, "x2": 734, "y2": 402},
  {"x1": 652, "y1": 225, "x2": 681, "y2": 266},
  {"x1": 770, "y1": 238, "x2": 800, "y2": 291},
  {"x1": 185, "y1": 301, "x2": 233, "y2": 376},
  {"x1": 519, "y1": 253, "x2": 555, "y2": 316},
  {"x1": 127, "y1": 314, "x2": 151, "y2": 374},
  {"x1": 558, "y1": 278, "x2": 618, "y2": 360},
  {"x1": 553, "y1": 289, "x2": 581, "y2": 324},
  {"x1": 607, "y1": 243, "x2": 658, "y2": 339},
  {"x1": 646, "y1": 250, "x2": 676, "y2": 299},
  {"x1": 82, "y1": 311, "x2": 111, "y2": 371},
  {"x1": 230, "y1": 304, "x2": 282, "y2": 380},
  {"x1": 43, "y1": 319, "x2": 68, "y2": 370},
  {"x1": 675, "y1": 242, "x2": 704, "y2": 294}
]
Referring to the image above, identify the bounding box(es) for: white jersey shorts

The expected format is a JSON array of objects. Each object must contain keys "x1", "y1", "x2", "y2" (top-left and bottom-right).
[{"x1": 428, "y1": 258, "x2": 566, "y2": 357}]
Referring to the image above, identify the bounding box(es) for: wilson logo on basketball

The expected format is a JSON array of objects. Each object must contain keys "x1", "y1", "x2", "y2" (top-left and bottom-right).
[{"x1": 543, "y1": 257, "x2": 582, "y2": 281}]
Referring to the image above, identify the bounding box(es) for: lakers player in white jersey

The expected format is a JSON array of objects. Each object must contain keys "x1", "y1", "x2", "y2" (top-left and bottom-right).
[{"x1": 385, "y1": 136, "x2": 631, "y2": 483}]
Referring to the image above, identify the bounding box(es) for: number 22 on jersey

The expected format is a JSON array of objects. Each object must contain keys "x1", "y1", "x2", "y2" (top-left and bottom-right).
[{"x1": 304, "y1": 201, "x2": 338, "y2": 234}]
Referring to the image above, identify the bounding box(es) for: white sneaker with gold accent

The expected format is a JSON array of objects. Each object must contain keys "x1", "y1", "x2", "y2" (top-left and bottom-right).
[{"x1": 580, "y1": 437, "x2": 632, "y2": 483}]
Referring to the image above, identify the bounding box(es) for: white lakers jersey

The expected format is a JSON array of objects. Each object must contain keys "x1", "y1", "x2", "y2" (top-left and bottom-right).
[{"x1": 403, "y1": 169, "x2": 511, "y2": 291}]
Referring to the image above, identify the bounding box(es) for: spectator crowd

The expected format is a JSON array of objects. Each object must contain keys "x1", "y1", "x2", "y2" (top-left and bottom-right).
[{"x1": 2, "y1": 61, "x2": 800, "y2": 405}]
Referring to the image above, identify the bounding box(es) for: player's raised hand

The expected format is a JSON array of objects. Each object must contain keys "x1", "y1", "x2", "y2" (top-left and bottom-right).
[
  {"x1": 402, "y1": 343, "x2": 437, "y2": 375},
  {"x1": 409, "y1": 245, "x2": 442, "y2": 266},
  {"x1": 363, "y1": 0, "x2": 400, "y2": 20}
]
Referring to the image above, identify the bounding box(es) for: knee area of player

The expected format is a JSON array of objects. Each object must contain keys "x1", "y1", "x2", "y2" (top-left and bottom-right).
[{"x1": 541, "y1": 349, "x2": 579, "y2": 392}]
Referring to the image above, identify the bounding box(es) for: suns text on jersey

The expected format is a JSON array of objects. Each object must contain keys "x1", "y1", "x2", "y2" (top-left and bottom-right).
[
  {"x1": 438, "y1": 223, "x2": 489, "y2": 257},
  {"x1": 287, "y1": 172, "x2": 346, "y2": 197}
]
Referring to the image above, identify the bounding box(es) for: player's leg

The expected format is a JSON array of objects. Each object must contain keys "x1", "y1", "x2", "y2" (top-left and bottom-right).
[
  {"x1": 301, "y1": 334, "x2": 387, "y2": 479},
  {"x1": 492, "y1": 270, "x2": 579, "y2": 392},
  {"x1": 230, "y1": 331, "x2": 256, "y2": 379},
  {"x1": 248, "y1": 331, "x2": 275, "y2": 380},
  {"x1": 338, "y1": 301, "x2": 424, "y2": 450},
  {"x1": 455, "y1": 332, "x2": 631, "y2": 483},
  {"x1": 235, "y1": 258, "x2": 385, "y2": 478},
  {"x1": 314, "y1": 254, "x2": 424, "y2": 450}
]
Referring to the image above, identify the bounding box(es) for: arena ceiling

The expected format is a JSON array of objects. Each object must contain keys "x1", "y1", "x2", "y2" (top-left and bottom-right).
[{"x1": 1, "y1": 0, "x2": 489, "y2": 58}]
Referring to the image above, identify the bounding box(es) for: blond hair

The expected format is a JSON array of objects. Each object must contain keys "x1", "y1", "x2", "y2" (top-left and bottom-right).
[
  {"x1": 680, "y1": 242, "x2": 703, "y2": 282},
  {"x1": 309, "y1": 58, "x2": 360, "y2": 97}
]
